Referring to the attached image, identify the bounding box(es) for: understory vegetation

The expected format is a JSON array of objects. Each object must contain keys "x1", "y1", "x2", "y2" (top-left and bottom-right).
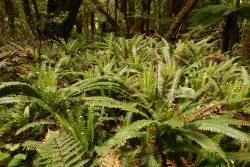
[
  {"x1": 0, "y1": 35, "x2": 250, "y2": 166},
  {"x1": 1, "y1": 0, "x2": 250, "y2": 167}
]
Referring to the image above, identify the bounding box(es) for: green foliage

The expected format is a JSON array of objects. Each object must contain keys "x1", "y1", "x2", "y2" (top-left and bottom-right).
[
  {"x1": 33, "y1": 131, "x2": 88, "y2": 167},
  {"x1": 1, "y1": 34, "x2": 250, "y2": 166}
]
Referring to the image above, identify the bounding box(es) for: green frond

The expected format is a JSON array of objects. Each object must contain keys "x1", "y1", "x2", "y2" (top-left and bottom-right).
[
  {"x1": 82, "y1": 96, "x2": 148, "y2": 118},
  {"x1": 22, "y1": 140, "x2": 43, "y2": 151},
  {"x1": 190, "y1": 118, "x2": 250, "y2": 127},
  {"x1": 167, "y1": 69, "x2": 181, "y2": 103},
  {"x1": 87, "y1": 105, "x2": 95, "y2": 145},
  {"x1": 61, "y1": 76, "x2": 132, "y2": 98},
  {"x1": 226, "y1": 152, "x2": 250, "y2": 162},
  {"x1": 0, "y1": 95, "x2": 29, "y2": 105},
  {"x1": 16, "y1": 120, "x2": 55, "y2": 136},
  {"x1": 0, "y1": 121, "x2": 14, "y2": 137},
  {"x1": 166, "y1": 143, "x2": 200, "y2": 154},
  {"x1": 95, "y1": 120, "x2": 154, "y2": 156},
  {"x1": 140, "y1": 66, "x2": 156, "y2": 99},
  {"x1": 34, "y1": 131, "x2": 88, "y2": 167},
  {"x1": 191, "y1": 5, "x2": 232, "y2": 26},
  {"x1": 191, "y1": 123, "x2": 250, "y2": 142},
  {"x1": 56, "y1": 108, "x2": 96, "y2": 153},
  {"x1": 180, "y1": 85, "x2": 209, "y2": 113},
  {"x1": 176, "y1": 128, "x2": 226, "y2": 160},
  {"x1": 0, "y1": 82, "x2": 41, "y2": 98}
]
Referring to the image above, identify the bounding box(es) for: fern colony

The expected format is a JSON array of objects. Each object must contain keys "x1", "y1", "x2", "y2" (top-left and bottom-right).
[{"x1": 1, "y1": 35, "x2": 250, "y2": 167}]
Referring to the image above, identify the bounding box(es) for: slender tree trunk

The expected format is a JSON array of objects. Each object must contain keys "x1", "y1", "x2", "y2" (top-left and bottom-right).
[
  {"x1": 166, "y1": 0, "x2": 198, "y2": 42},
  {"x1": 22, "y1": 0, "x2": 38, "y2": 35},
  {"x1": 76, "y1": 13, "x2": 83, "y2": 33},
  {"x1": 90, "y1": 12, "x2": 95, "y2": 35},
  {"x1": 222, "y1": 0, "x2": 240, "y2": 52},
  {"x1": 5, "y1": 0, "x2": 16, "y2": 34},
  {"x1": 242, "y1": 25, "x2": 250, "y2": 72},
  {"x1": 114, "y1": 0, "x2": 118, "y2": 34},
  {"x1": 146, "y1": 0, "x2": 151, "y2": 35},
  {"x1": 222, "y1": 13, "x2": 239, "y2": 52}
]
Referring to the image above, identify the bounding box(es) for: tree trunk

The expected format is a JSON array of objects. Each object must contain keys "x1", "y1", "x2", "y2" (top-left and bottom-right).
[
  {"x1": 166, "y1": 0, "x2": 198, "y2": 42},
  {"x1": 5, "y1": 0, "x2": 16, "y2": 34},
  {"x1": 22, "y1": 0, "x2": 38, "y2": 35},
  {"x1": 146, "y1": 0, "x2": 151, "y2": 35},
  {"x1": 114, "y1": 0, "x2": 118, "y2": 34},
  {"x1": 90, "y1": 12, "x2": 95, "y2": 35},
  {"x1": 242, "y1": 25, "x2": 250, "y2": 72},
  {"x1": 44, "y1": 0, "x2": 83, "y2": 40},
  {"x1": 167, "y1": 0, "x2": 187, "y2": 18},
  {"x1": 222, "y1": 13, "x2": 240, "y2": 52}
]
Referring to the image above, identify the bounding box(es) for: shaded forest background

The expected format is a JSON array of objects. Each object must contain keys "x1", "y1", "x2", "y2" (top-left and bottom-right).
[{"x1": 1, "y1": 0, "x2": 249, "y2": 53}]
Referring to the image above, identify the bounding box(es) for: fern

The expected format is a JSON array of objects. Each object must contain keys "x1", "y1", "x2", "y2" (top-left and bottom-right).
[
  {"x1": 176, "y1": 128, "x2": 226, "y2": 160},
  {"x1": 15, "y1": 120, "x2": 55, "y2": 135},
  {"x1": 0, "y1": 82, "x2": 41, "y2": 98},
  {"x1": 167, "y1": 69, "x2": 181, "y2": 103},
  {"x1": 95, "y1": 120, "x2": 154, "y2": 156},
  {"x1": 82, "y1": 96, "x2": 148, "y2": 118},
  {"x1": 22, "y1": 140, "x2": 43, "y2": 151},
  {"x1": 0, "y1": 95, "x2": 29, "y2": 104},
  {"x1": 191, "y1": 123, "x2": 250, "y2": 142},
  {"x1": 61, "y1": 76, "x2": 132, "y2": 98},
  {"x1": 56, "y1": 107, "x2": 96, "y2": 153},
  {"x1": 226, "y1": 152, "x2": 250, "y2": 162},
  {"x1": 33, "y1": 131, "x2": 88, "y2": 167}
]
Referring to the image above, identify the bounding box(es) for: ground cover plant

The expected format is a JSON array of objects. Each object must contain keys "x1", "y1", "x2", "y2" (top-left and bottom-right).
[
  {"x1": 1, "y1": 0, "x2": 250, "y2": 167},
  {"x1": 0, "y1": 35, "x2": 250, "y2": 167}
]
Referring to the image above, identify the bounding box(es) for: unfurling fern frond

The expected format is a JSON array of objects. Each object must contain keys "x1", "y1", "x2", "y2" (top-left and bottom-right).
[
  {"x1": 95, "y1": 120, "x2": 154, "y2": 156},
  {"x1": 34, "y1": 131, "x2": 88, "y2": 167}
]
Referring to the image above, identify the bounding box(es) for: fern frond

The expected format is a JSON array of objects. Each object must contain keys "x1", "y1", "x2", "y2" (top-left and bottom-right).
[
  {"x1": 176, "y1": 128, "x2": 226, "y2": 159},
  {"x1": 0, "y1": 82, "x2": 41, "y2": 98},
  {"x1": 16, "y1": 120, "x2": 55, "y2": 135},
  {"x1": 87, "y1": 105, "x2": 95, "y2": 145},
  {"x1": 191, "y1": 124, "x2": 250, "y2": 142},
  {"x1": 83, "y1": 96, "x2": 148, "y2": 118},
  {"x1": 191, "y1": 5, "x2": 232, "y2": 26},
  {"x1": 95, "y1": 120, "x2": 154, "y2": 156},
  {"x1": 61, "y1": 76, "x2": 132, "y2": 98},
  {"x1": 190, "y1": 118, "x2": 250, "y2": 127},
  {"x1": 226, "y1": 152, "x2": 250, "y2": 162},
  {"x1": 0, "y1": 95, "x2": 29, "y2": 104},
  {"x1": 0, "y1": 121, "x2": 14, "y2": 137},
  {"x1": 22, "y1": 140, "x2": 43, "y2": 151},
  {"x1": 166, "y1": 143, "x2": 200, "y2": 154},
  {"x1": 34, "y1": 131, "x2": 87, "y2": 167},
  {"x1": 167, "y1": 70, "x2": 181, "y2": 103}
]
